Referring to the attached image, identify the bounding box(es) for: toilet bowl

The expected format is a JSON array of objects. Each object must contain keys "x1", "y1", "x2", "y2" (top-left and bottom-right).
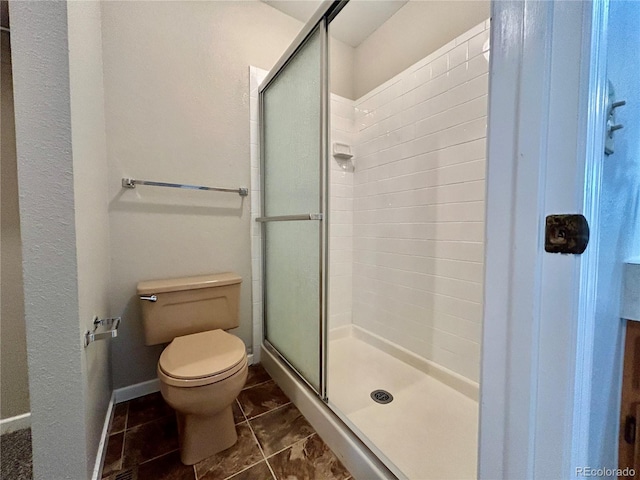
[
  {"x1": 158, "y1": 330, "x2": 248, "y2": 464},
  {"x1": 137, "y1": 273, "x2": 248, "y2": 465}
]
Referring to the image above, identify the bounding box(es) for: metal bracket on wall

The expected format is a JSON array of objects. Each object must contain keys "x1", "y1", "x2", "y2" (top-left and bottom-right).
[
  {"x1": 605, "y1": 80, "x2": 626, "y2": 155},
  {"x1": 84, "y1": 316, "x2": 121, "y2": 348}
]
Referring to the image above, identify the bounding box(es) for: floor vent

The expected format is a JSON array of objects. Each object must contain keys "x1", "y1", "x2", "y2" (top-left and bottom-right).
[
  {"x1": 370, "y1": 389, "x2": 393, "y2": 404},
  {"x1": 114, "y1": 469, "x2": 136, "y2": 480}
]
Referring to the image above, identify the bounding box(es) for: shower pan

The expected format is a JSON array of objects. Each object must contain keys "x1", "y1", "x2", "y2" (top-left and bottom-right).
[{"x1": 254, "y1": 1, "x2": 487, "y2": 478}]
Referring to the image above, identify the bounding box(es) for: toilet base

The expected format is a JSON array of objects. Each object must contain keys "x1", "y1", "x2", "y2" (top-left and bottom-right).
[{"x1": 176, "y1": 405, "x2": 238, "y2": 465}]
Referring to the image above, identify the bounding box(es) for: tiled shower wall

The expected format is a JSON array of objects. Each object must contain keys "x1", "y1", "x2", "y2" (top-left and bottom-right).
[
  {"x1": 349, "y1": 21, "x2": 489, "y2": 382},
  {"x1": 328, "y1": 95, "x2": 355, "y2": 331}
]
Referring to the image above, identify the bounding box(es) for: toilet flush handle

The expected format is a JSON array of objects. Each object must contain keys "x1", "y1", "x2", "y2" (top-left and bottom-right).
[{"x1": 140, "y1": 295, "x2": 157, "y2": 302}]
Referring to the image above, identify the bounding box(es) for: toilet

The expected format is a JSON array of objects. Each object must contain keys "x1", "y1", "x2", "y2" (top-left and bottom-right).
[{"x1": 137, "y1": 272, "x2": 248, "y2": 465}]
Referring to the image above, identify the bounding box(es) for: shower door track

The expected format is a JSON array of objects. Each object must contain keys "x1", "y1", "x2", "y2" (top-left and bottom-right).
[{"x1": 262, "y1": 339, "x2": 325, "y2": 398}]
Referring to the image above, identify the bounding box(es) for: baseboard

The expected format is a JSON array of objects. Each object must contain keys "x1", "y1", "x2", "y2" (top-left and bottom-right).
[
  {"x1": 114, "y1": 379, "x2": 161, "y2": 404},
  {"x1": 261, "y1": 344, "x2": 396, "y2": 480},
  {"x1": 350, "y1": 324, "x2": 479, "y2": 401},
  {"x1": 0, "y1": 412, "x2": 31, "y2": 435},
  {"x1": 91, "y1": 392, "x2": 115, "y2": 480}
]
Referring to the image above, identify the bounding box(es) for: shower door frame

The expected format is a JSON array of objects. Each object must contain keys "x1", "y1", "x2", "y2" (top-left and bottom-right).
[{"x1": 258, "y1": 0, "x2": 348, "y2": 400}]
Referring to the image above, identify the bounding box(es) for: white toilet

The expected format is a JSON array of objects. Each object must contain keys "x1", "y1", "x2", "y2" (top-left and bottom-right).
[{"x1": 137, "y1": 272, "x2": 248, "y2": 465}]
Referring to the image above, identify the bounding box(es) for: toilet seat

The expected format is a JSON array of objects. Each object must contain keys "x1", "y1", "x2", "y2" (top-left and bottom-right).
[{"x1": 158, "y1": 329, "x2": 247, "y2": 388}]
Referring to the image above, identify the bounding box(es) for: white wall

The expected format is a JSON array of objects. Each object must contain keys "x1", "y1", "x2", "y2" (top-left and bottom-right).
[
  {"x1": 0, "y1": 27, "x2": 30, "y2": 422},
  {"x1": 10, "y1": 1, "x2": 111, "y2": 477},
  {"x1": 330, "y1": 36, "x2": 355, "y2": 100},
  {"x1": 328, "y1": 21, "x2": 490, "y2": 383},
  {"x1": 588, "y1": 0, "x2": 640, "y2": 468},
  {"x1": 67, "y1": 1, "x2": 112, "y2": 472},
  {"x1": 101, "y1": 1, "x2": 307, "y2": 389},
  {"x1": 352, "y1": 1, "x2": 490, "y2": 98}
]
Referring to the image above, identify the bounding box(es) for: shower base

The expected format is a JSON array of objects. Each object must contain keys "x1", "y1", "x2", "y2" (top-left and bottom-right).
[{"x1": 328, "y1": 327, "x2": 478, "y2": 480}]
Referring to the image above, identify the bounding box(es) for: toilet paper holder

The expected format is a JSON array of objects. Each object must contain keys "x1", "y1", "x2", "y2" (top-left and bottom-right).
[{"x1": 84, "y1": 316, "x2": 121, "y2": 347}]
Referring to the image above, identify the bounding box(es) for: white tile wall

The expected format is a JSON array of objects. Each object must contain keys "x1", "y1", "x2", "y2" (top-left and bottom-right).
[
  {"x1": 249, "y1": 66, "x2": 267, "y2": 362},
  {"x1": 349, "y1": 21, "x2": 489, "y2": 383},
  {"x1": 329, "y1": 95, "x2": 355, "y2": 330}
]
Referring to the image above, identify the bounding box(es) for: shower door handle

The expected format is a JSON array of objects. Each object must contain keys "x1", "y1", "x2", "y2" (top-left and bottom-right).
[{"x1": 256, "y1": 213, "x2": 323, "y2": 222}]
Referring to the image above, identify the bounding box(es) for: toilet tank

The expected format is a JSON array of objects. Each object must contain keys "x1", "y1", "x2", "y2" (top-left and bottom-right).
[{"x1": 137, "y1": 273, "x2": 242, "y2": 346}]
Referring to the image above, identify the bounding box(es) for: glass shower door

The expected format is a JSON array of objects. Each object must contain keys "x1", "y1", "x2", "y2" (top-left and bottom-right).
[{"x1": 259, "y1": 23, "x2": 327, "y2": 395}]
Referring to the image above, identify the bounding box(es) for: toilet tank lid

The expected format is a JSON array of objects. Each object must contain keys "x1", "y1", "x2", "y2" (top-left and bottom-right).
[{"x1": 137, "y1": 272, "x2": 242, "y2": 295}]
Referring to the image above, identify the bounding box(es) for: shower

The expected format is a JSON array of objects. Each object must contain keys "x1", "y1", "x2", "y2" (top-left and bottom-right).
[{"x1": 250, "y1": 1, "x2": 489, "y2": 477}]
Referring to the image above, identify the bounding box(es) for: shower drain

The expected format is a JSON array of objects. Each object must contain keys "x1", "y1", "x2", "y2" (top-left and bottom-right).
[{"x1": 370, "y1": 389, "x2": 394, "y2": 404}]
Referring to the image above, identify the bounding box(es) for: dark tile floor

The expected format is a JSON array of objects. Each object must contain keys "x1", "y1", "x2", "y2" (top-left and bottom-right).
[{"x1": 102, "y1": 364, "x2": 352, "y2": 480}]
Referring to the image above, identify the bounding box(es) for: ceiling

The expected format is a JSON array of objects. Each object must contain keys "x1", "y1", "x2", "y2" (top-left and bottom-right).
[{"x1": 261, "y1": 0, "x2": 409, "y2": 48}]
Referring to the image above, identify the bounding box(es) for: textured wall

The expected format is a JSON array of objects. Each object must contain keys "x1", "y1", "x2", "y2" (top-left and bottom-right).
[
  {"x1": 67, "y1": 1, "x2": 112, "y2": 475},
  {"x1": 11, "y1": 1, "x2": 113, "y2": 477},
  {"x1": 10, "y1": 1, "x2": 88, "y2": 477},
  {"x1": 348, "y1": 22, "x2": 489, "y2": 382},
  {"x1": 0, "y1": 28, "x2": 30, "y2": 421},
  {"x1": 101, "y1": 1, "x2": 306, "y2": 389}
]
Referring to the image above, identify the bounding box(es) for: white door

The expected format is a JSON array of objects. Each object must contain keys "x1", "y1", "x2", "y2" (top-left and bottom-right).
[{"x1": 478, "y1": 0, "x2": 633, "y2": 477}]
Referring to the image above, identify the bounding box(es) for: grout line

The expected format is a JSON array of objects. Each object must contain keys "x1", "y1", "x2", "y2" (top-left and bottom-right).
[
  {"x1": 264, "y1": 432, "x2": 317, "y2": 460},
  {"x1": 117, "y1": 415, "x2": 127, "y2": 478},
  {"x1": 351, "y1": 258, "x2": 483, "y2": 281},
  {"x1": 124, "y1": 412, "x2": 175, "y2": 432},
  {"x1": 350, "y1": 247, "x2": 483, "y2": 264},
  {"x1": 244, "y1": 401, "x2": 292, "y2": 423},
  {"x1": 244, "y1": 414, "x2": 278, "y2": 480},
  {"x1": 136, "y1": 448, "x2": 180, "y2": 466},
  {"x1": 351, "y1": 269, "x2": 483, "y2": 302},
  {"x1": 236, "y1": 399, "x2": 249, "y2": 424},
  {"x1": 219, "y1": 458, "x2": 266, "y2": 480},
  {"x1": 353, "y1": 158, "x2": 486, "y2": 190},
  {"x1": 352, "y1": 251, "x2": 483, "y2": 265},
  {"x1": 241, "y1": 379, "x2": 272, "y2": 392},
  {"x1": 123, "y1": 402, "x2": 129, "y2": 433},
  {"x1": 243, "y1": 400, "x2": 292, "y2": 422}
]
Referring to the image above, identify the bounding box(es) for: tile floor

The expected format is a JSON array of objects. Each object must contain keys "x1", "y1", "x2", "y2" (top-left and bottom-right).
[
  {"x1": 102, "y1": 364, "x2": 352, "y2": 480},
  {"x1": 328, "y1": 335, "x2": 478, "y2": 479}
]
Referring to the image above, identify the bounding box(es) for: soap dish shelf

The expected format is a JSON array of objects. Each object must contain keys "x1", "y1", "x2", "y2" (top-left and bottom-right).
[{"x1": 84, "y1": 316, "x2": 121, "y2": 347}]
